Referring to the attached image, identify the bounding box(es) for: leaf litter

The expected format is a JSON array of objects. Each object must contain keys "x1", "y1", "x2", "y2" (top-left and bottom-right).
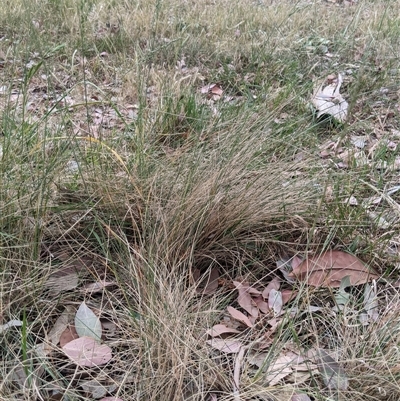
[{"x1": 205, "y1": 249, "x2": 381, "y2": 392}]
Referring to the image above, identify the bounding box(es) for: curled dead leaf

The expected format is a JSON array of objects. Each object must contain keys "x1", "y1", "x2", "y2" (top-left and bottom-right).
[{"x1": 311, "y1": 73, "x2": 348, "y2": 123}]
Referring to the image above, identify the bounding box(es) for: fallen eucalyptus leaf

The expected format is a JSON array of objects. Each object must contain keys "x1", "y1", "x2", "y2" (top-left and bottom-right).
[
  {"x1": 62, "y1": 336, "x2": 112, "y2": 367},
  {"x1": 75, "y1": 302, "x2": 102, "y2": 342},
  {"x1": 315, "y1": 348, "x2": 348, "y2": 390},
  {"x1": 289, "y1": 250, "x2": 378, "y2": 287}
]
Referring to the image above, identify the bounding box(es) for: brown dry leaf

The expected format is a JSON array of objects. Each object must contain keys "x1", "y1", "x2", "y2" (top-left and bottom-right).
[
  {"x1": 291, "y1": 256, "x2": 303, "y2": 270},
  {"x1": 206, "y1": 324, "x2": 241, "y2": 337},
  {"x1": 45, "y1": 266, "x2": 79, "y2": 296},
  {"x1": 288, "y1": 250, "x2": 378, "y2": 287},
  {"x1": 282, "y1": 289, "x2": 298, "y2": 305},
  {"x1": 196, "y1": 268, "x2": 219, "y2": 295},
  {"x1": 262, "y1": 277, "x2": 281, "y2": 299},
  {"x1": 206, "y1": 338, "x2": 242, "y2": 354},
  {"x1": 35, "y1": 306, "x2": 76, "y2": 355},
  {"x1": 253, "y1": 296, "x2": 270, "y2": 314},
  {"x1": 200, "y1": 83, "x2": 223, "y2": 101},
  {"x1": 60, "y1": 324, "x2": 79, "y2": 347},
  {"x1": 233, "y1": 281, "x2": 259, "y2": 318},
  {"x1": 227, "y1": 306, "x2": 253, "y2": 328}
]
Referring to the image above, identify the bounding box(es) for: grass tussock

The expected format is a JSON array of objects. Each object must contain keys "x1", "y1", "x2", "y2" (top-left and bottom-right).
[{"x1": 1, "y1": 0, "x2": 400, "y2": 400}]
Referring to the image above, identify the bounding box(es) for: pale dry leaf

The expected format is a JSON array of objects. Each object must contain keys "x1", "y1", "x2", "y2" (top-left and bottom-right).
[
  {"x1": 364, "y1": 282, "x2": 379, "y2": 322},
  {"x1": 206, "y1": 338, "x2": 242, "y2": 354},
  {"x1": 311, "y1": 73, "x2": 348, "y2": 123},
  {"x1": 351, "y1": 135, "x2": 367, "y2": 149},
  {"x1": 268, "y1": 317, "x2": 281, "y2": 331},
  {"x1": 268, "y1": 289, "x2": 283, "y2": 315},
  {"x1": 266, "y1": 354, "x2": 295, "y2": 386},
  {"x1": 0, "y1": 319, "x2": 23, "y2": 333},
  {"x1": 75, "y1": 302, "x2": 102, "y2": 342},
  {"x1": 247, "y1": 351, "x2": 268, "y2": 369},
  {"x1": 287, "y1": 371, "x2": 313, "y2": 385},
  {"x1": 315, "y1": 348, "x2": 348, "y2": 390},
  {"x1": 11, "y1": 361, "x2": 27, "y2": 388},
  {"x1": 200, "y1": 83, "x2": 223, "y2": 101},
  {"x1": 206, "y1": 324, "x2": 241, "y2": 337},
  {"x1": 227, "y1": 306, "x2": 253, "y2": 328},
  {"x1": 344, "y1": 196, "x2": 358, "y2": 206},
  {"x1": 34, "y1": 306, "x2": 75, "y2": 356},
  {"x1": 359, "y1": 311, "x2": 369, "y2": 326},
  {"x1": 233, "y1": 345, "x2": 246, "y2": 395},
  {"x1": 289, "y1": 250, "x2": 378, "y2": 287},
  {"x1": 62, "y1": 336, "x2": 112, "y2": 367},
  {"x1": 233, "y1": 281, "x2": 259, "y2": 318},
  {"x1": 277, "y1": 260, "x2": 296, "y2": 284}
]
